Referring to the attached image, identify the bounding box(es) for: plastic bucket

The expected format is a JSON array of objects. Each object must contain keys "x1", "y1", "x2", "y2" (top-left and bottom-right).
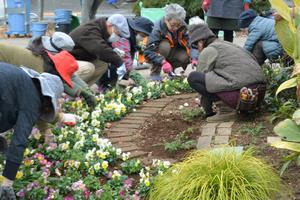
[
  {"x1": 7, "y1": 0, "x2": 23, "y2": 8},
  {"x1": 54, "y1": 9, "x2": 72, "y2": 24},
  {"x1": 31, "y1": 22, "x2": 48, "y2": 37},
  {"x1": 7, "y1": 13, "x2": 25, "y2": 34},
  {"x1": 139, "y1": 2, "x2": 165, "y2": 23}
]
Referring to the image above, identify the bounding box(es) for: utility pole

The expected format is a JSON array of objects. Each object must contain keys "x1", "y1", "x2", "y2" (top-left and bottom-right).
[{"x1": 39, "y1": 0, "x2": 44, "y2": 20}]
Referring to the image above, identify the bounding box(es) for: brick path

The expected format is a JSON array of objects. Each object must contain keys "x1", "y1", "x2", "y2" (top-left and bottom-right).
[{"x1": 105, "y1": 93, "x2": 236, "y2": 164}]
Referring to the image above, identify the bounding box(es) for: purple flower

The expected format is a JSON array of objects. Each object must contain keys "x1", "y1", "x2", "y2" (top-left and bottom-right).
[
  {"x1": 64, "y1": 195, "x2": 74, "y2": 200},
  {"x1": 16, "y1": 189, "x2": 25, "y2": 197},
  {"x1": 119, "y1": 189, "x2": 125, "y2": 197}
]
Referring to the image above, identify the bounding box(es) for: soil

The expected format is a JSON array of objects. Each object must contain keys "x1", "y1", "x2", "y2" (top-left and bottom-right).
[
  {"x1": 232, "y1": 113, "x2": 300, "y2": 198},
  {"x1": 137, "y1": 97, "x2": 205, "y2": 162}
]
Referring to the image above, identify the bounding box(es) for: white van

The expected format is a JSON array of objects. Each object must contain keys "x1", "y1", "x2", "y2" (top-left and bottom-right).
[{"x1": 0, "y1": 0, "x2": 4, "y2": 20}]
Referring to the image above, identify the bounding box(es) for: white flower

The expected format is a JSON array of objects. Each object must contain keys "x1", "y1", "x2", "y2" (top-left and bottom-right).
[
  {"x1": 59, "y1": 141, "x2": 70, "y2": 151},
  {"x1": 112, "y1": 170, "x2": 121, "y2": 180},
  {"x1": 183, "y1": 78, "x2": 188, "y2": 84},
  {"x1": 85, "y1": 148, "x2": 96, "y2": 160},
  {"x1": 122, "y1": 152, "x2": 131, "y2": 161},
  {"x1": 184, "y1": 103, "x2": 189, "y2": 107},
  {"x1": 91, "y1": 110, "x2": 102, "y2": 119},
  {"x1": 91, "y1": 119, "x2": 100, "y2": 127},
  {"x1": 116, "y1": 148, "x2": 122, "y2": 156},
  {"x1": 73, "y1": 140, "x2": 84, "y2": 150},
  {"x1": 82, "y1": 112, "x2": 90, "y2": 120},
  {"x1": 163, "y1": 161, "x2": 171, "y2": 168},
  {"x1": 147, "y1": 92, "x2": 152, "y2": 99},
  {"x1": 94, "y1": 163, "x2": 101, "y2": 171},
  {"x1": 179, "y1": 105, "x2": 184, "y2": 110}
]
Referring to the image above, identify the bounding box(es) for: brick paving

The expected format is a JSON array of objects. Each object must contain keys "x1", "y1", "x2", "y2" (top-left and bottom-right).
[{"x1": 105, "y1": 93, "x2": 235, "y2": 163}]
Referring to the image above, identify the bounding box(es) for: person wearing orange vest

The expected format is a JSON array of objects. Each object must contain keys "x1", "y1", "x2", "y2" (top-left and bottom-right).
[{"x1": 144, "y1": 4, "x2": 191, "y2": 81}]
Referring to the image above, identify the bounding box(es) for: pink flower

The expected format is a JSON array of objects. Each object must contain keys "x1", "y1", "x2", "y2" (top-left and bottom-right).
[
  {"x1": 107, "y1": 171, "x2": 113, "y2": 179},
  {"x1": 40, "y1": 159, "x2": 48, "y2": 166},
  {"x1": 64, "y1": 195, "x2": 74, "y2": 200},
  {"x1": 46, "y1": 143, "x2": 57, "y2": 151},
  {"x1": 71, "y1": 180, "x2": 86, "y2": 191},
  {"x1": 34, "y1": 153, "x2": 44, "y2": 161},
  {"x1": 119, "y1": 189, "x2": 125, "y2": 197},
  {"x1": 84, "y1": 188, "x2": 90, "y2": 200},
  {"x1": 123, "y1": 178, "x2": 133, "y2": 189},
  {"x1": 95, "y1": 189, "x2": 103, "y2": 198}
]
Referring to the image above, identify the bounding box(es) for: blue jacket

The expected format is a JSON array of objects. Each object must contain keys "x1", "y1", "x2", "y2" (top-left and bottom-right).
[{"x1": 244, "y1": 16, "x2": 283, "y2": 59}]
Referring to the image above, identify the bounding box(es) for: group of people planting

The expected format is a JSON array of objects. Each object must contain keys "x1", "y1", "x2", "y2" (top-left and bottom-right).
[{"x1": 0, "y1": 0, "x2": 286, "y2": 198}]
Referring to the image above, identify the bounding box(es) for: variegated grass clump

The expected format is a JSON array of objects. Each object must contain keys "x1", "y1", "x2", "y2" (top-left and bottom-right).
[{"x1": 149, "y1": 149, "x2": 287, "y2": 200}]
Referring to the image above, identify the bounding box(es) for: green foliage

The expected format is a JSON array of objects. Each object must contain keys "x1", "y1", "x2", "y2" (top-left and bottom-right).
[
  {"x1": 262, "y1": 65, "x2": 297, "y2": 112},
  {"x1": 149, "y1": 149, "x2": 287, "y2": 200},
  {"x1": 251, "y1": 0, "x2": 271, "y2": 14},
  {"x1": 121, "y1": 159, "x2": 143, "y2": 175},
  {"x1": 239, "y1": 123, "x2": 265, "y2": 136},
  {"x1": 270, "y1": 101, "x2": 298, "y2": 123},
  {"x1": 180, "y1": 107, "x2": 205, "y2": 122},
  {"x1": 272, "y1": 109, "x2": 300, "y2": 175},
  {"x1": 164, "y1": 128, "x2": 196, "y2": 153}
]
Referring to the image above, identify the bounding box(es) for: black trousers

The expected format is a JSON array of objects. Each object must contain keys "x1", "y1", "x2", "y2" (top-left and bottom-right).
[{"x1": 187, "y1": 71, "x2": 219, "y2": 114}]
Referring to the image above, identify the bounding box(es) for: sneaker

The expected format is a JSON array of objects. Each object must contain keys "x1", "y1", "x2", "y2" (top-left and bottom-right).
[{"x1": 206, "y1": 102, "x2": 237, "y2": 122}]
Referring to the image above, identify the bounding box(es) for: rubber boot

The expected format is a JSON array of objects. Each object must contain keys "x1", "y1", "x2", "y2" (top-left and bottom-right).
[
  {"x1": 201, "y1": 96, "x2": 216, "y2": 118},
  {"x1": 206, "y1": 101, "x2": 237, "y2": 122}
]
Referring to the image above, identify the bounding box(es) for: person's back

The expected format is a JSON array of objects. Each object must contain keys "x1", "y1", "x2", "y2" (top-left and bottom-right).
[{"x1": 0, "y1": 43, "x2": 44, "y2": 72}]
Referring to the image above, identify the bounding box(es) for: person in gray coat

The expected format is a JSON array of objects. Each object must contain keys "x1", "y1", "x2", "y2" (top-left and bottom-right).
[
  {"x1": 187, "y1": 23, "x2": 266, "y2": 122},
  {"x1": 239, "y1": 9, "x2": 284, "y2": 65}
]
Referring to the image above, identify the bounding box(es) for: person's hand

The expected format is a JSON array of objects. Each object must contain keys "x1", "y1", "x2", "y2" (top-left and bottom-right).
[
  {"x1": 113, "y1": 48, "x2": 125, "y2": 58},
  {"x1": 273, "y1": 12, "x2": 283, "y2": 21},
  {"x1": 80, "y1": 89, "x2": 97, "y2": 110},
  {"x1": 162, "y1": 60, "x2": 173, "y2": 74},
  {"x1": 61, "y1": 113, "x2": 78, "y2": 127},
  {"x1": 201, "y1": 0, "x2": 210, "y2": 12},
  {"x1": 191, "y1": 60, "x2": 198, "y2": 69},
  {"x1": 117, "y1": 63, "x2": 127, "y2": 80},
  {"x1": 0, "y1": 185, "x2": 16, "y2": 200}
]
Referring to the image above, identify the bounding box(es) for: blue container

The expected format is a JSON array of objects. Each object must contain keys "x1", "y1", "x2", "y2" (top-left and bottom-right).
[
  {"x1": 6, "y1": 0, "x2": 30, "y2": 35},
  {"x1": 7, "y1": 14, "x2": 26, "y2": 34},
  {"x1": 31, "y1": 22, "x2": 48, "y2": 37},
  {"x1": 54, "y1": 9, "x2": 72, "y2": 24}
]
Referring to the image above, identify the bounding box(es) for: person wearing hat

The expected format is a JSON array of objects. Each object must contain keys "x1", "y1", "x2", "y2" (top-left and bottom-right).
[
  {"x1": 202, "y1": 0, "x2": 251, "y2": 42},
  {"x1": 239, "y1": 9, "x2": 284, "y2": 65},
  {"x1": 69, "y1": 14, "x2": 127, "y2": 86},
  {"x1": 98, "y1": 16, "x2": 154, "y2": 89},
  {"x1": 0, "y1": 62, "x2": 65, "y2": 199},
  {"x1": 27, "y1": 32, "x2": 98, "y2": 109},
  {"x1": 144, "y1": 4, "x2": 191, "y2": 81},
  {"x1": 187, "y1": 23, "x2": 266, "y2": 122}
]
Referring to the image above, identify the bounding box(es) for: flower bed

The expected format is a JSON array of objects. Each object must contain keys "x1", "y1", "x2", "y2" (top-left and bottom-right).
[{"x1": 0, "y1": 76, "x2": 193, "y2": 199}]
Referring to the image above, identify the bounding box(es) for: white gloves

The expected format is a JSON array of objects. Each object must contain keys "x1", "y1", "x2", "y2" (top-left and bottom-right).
[
  {"x1": 117, "y1": 63, "x2": 127, "y2": 80},
  {"x1": 61, "y1": 113, "x2": 78, "y2": 126},
  {"x1": 113, "y1": 48, "x2": 125, "y2": 58}
]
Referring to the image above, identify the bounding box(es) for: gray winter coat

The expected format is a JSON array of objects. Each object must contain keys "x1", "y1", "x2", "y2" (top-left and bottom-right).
[
  {"x1": 197, "y1": 40, "x2": 266, "y2": 93},
  {"x1": 207, "y1": 0, "x2": 245, "y2": 19}
]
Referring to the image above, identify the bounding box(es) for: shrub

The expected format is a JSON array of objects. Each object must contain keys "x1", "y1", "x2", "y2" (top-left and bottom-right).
[{"x1": 149, "y1": 149, "x2": 287, "y2": 200}]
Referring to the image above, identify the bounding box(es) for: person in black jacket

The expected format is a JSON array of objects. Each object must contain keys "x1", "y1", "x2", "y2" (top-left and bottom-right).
[
  {"x1": 144, "y1": 4, "x2": 191, "y2": 81},
  {"x1": 0, "y1": 63, "x2": 65, "y2": 199}
]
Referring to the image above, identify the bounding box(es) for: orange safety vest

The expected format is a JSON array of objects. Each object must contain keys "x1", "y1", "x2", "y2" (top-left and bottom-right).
[{"x1": 164, "y1": 30, "x2": 190, "y2": 56}]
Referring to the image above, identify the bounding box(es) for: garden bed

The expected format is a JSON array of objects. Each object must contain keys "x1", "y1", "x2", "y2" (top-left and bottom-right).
[
  {"x1": 231, "y1": 113, "x2": 300, "y2": 198},
  {"x1": 138, "y1": 97, "x2": 205, "y2": 161}
]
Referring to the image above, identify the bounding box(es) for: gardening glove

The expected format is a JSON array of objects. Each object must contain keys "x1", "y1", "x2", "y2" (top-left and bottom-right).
[
  {"x1": 202, "y1": 0, "x2": 211, "y2": 12},
  {"x1": 0, "y1": 185, "x2": 16, "y2": 200},
  {"x1": 162, "y1": 60, "x2": 173, "y2": 74},
  {"x1": 191, "y1": 59, "x2": 198, "y2": 69},
  {"x1": 113, "y1": 48, "x2": 125, "y2": 58},
  {"x1": 80, "y1": 89, "x2": 97, "y2": 110},
  {"x1": 61, "y1": 113, "x2": 78, "y2": 127},
  {"x1": 0, "y1": 136, "x2": 7, "y2": 153},
  {"x1": 117, "y1": 63, "x2": 127, "y2": 81}
]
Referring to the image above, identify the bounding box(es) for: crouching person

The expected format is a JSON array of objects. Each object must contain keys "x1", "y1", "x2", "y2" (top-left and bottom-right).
[
  {"x1": 0, "y1": 62, "x2": 71, "y2": 199},
  {"x1": 187, "y1": 24, "x2": 266, "y2": 122}
]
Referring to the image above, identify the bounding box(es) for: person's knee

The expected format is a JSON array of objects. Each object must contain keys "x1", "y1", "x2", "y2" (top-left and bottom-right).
[
  {"x1": 187, "y1": 71, "x2": 199, "y2": 85},
  {"x1": 158, "y1": 40, "x2": 171, "y2": 58}
]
